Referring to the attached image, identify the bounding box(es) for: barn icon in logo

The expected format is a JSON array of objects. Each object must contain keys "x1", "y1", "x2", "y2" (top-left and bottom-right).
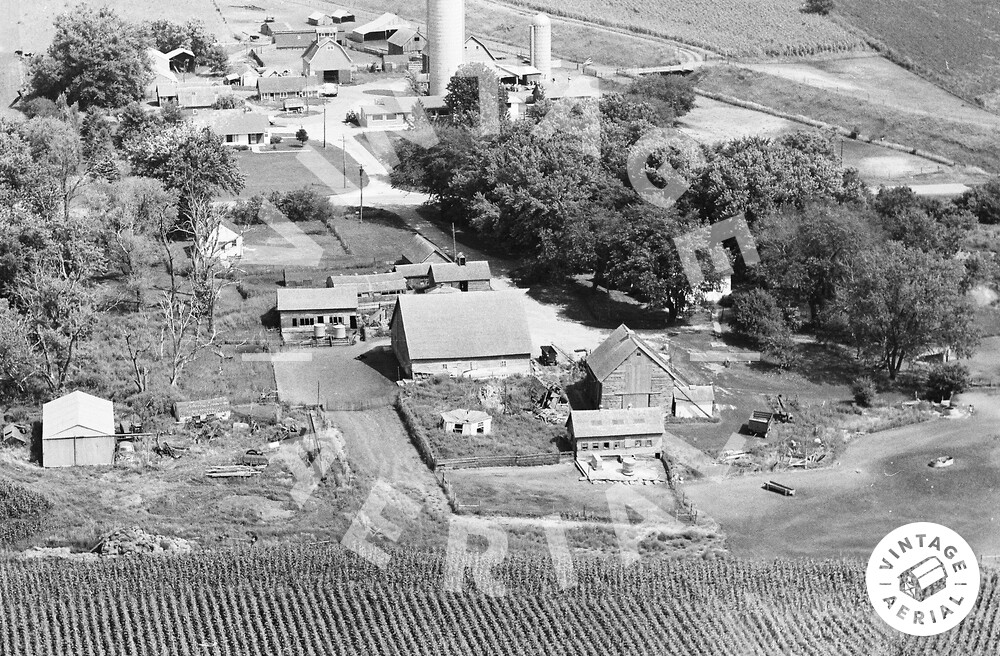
[{"x1": 866, "y1": 522, "x2": 980, "y2": 637}]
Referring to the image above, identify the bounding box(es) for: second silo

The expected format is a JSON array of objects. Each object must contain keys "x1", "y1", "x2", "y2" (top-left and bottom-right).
[
  {"x1": 529, "y1": 12, "x2": 552, "y2": 84},
  {"x1": 427, "y1": 0, "x2": 466, "y2": 96}
]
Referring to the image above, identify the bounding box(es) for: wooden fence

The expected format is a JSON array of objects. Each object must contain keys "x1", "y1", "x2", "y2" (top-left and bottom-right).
[
  {"x1": 436, "y1": 451, "x2": 575, "y2": 470},
  {"x1": 323, "y1": 391, "x2": 400, "y2": 412}
]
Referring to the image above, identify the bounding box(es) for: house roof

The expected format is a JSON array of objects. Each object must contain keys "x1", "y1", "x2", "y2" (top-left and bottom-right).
[
  {"x1": 42, "y1": 391, "x2": 114, "y2": 440},
  {"x1": 392, "y1": 291, "x2": 532, "y2": 360},
  {"x1": 351, "y1": 12, "x2": 411, "y2": 37},
  {"x1": 164, "y1": 47, "x2": 195, "y2": 60},
  {"x1": 387, "y1": 27, "x2": 421, "y2": 47},
  {"x1": 277, "y1": 287, "x2": 359, "y2": 312},
  {"x1": 394, "y1": 262, "x2": 431, "y2": 278},
  {"x1": 441, "y1": 409, "x2": 491, "y2": 424},
  {"x1": 302, "y1": 37, "x2": 354, "y2": 68},
  {"x1": 214, "y1": 219, "x2": 241, "y2": 244},
  {"x1": 428, "y1": 261, "x2": 491, "y2": 284},
  {"x1": 400, "y1": 233, "x2": 450, "y2": 264},
  {"x1": 191, "y1": 109, "x2": 269, "y2": 137},
  {"x1": 586, "y1": 324, "x2": 685, "y2": 384},
  {"x1": 326, "y1": 272, "x2": 407, "y2": 295},
  {"x1": 257, "y1": 75, "x2": 319, "y2": 93},
  {"x1": 147, "y1": 49, "x2": 176, "y2": 79},
  {"x1": 307, "y1": 11, "x2": 328, "y2": 21},
  {"x1": 174, "y1": 397, "x2": 231, "y2": 417},
  {"x1": 568, "y1": 407, "x2": 663, "y2": 439},
  {"x1": 496, "y1": 63, "x2": 541, "y2": 77}
]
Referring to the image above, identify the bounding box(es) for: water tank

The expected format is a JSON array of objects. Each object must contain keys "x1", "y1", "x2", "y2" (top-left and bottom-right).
[
  {"x1": 529, "y1": 13, "x2": 552, "y2": 84},
  {"x1": 427, "y1": 0, "x2": 466, "y2": 96},
  {"x1": 314, "y1": 323, "x2": 327, "y2": 339},
  {"x1": 332, "y1": 324, "x2": 347, "y2": 339},
  {"x1": 622, "y1": 456, "x2": 636, "y2": 476}
]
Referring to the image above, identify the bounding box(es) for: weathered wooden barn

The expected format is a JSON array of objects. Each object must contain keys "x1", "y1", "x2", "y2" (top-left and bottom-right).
[
  {"x1": 42, "y1": 391, "x2": 115, "y2": 468},
  {"x1": 276, "y1": 287, "x2": 359, "y2": 341},
  {"x1": 584, "y1": 324, "x2": 685, "y2": 410},
  {"x1": 427, "y1": 259, "x2": 491, "y2": 292},
  {"x1": 391, "y1": 291, "x2": 532, "y2": 378},
  {"x1": 399, "y1": 233, "x2": 451, "y2": 265},
  {"x1": 567, "y1": 407, "x2": 663, "y2": 458},
  {"x1": 394, "y1": 262, "x2": 433, "y2": 290},
  {"x1": 387, "y1": 27, "x2": 425, "y2": 55},
  {"x1": 325, "y1": 272, "x2": 407, "y2": 311},
  {"x1": 173, "y1": 398, "x2": 232, "y2": 424}
]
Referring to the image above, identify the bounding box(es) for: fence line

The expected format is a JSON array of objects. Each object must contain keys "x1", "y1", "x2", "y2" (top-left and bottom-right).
[{"x1": 436, "y1": 451, "x2": 574, "y2": 470}]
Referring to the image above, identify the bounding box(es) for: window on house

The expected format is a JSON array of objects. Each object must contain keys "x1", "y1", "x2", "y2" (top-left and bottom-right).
[
  {"x1": 580, "y1": 442, "x2": 588, "y2": 451},
  {"x1": 645, "y1": 439, "x2": 653, "y2": 447},
  {"x1": 500, "y1": 360, "x2": 507, "y2": 367},
  {"x1": 225, "y1": 134, "x2": 235, "y2": 143},
  {"x1": 603, "y1": 442, "x2": 610, "y2": 449},
  {"x1": 613, "y1": 441, "x2": 621, "y2": 449},
  {"x1": 442, "y1": 364, "x2": 449, "y2": 370},
  {"x1": 292, "y1": 318, "x2": 298, "y2": 327},
  {"x1": 452, "y1": 424, "x2": 463, "y2": 434}
]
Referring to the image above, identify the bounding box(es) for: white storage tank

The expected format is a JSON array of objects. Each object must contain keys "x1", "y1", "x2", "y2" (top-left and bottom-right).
[
  {"x1": 529, "y1": 13, "x2": 552, "y2": 84},
  {"x1": 427, "y1": 0, "x2": 466, "y2": 96},
  {"x1": 314, "y1": 323, "x2": 327, "y2": 339},
  {"x1": 332, "y1": 324, "x2": 348, "y2": 339}
]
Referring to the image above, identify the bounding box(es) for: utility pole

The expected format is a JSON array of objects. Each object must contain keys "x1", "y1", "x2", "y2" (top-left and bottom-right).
[
  {"x1": 342, "y1": 134, "x2": 347, "y2": 188},
  {"x1": 452, "y1": 223, "x2": 457, "y2": 260},
  {"x1": 323, "y1": 106, "x2": 326, "y2": 148},
  {"x1": 359, "y1": 165, "x2": 364, "y2": 223}
]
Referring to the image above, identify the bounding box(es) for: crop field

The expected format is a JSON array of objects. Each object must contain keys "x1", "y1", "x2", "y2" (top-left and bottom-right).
[
  {"x1": 1, "y1": 547, "x2": 999, "y2": 655},
  {"x1": 834, "y1": 0, "x2": 1000, "y2": 103},
  {"x1": 496, "y1": 0, "x2": 866, "y2": 58}
]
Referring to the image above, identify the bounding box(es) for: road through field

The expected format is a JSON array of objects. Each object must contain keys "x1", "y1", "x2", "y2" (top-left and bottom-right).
[{"x1": 684, "y1": 392, "x2": 1000, "y2": 560}]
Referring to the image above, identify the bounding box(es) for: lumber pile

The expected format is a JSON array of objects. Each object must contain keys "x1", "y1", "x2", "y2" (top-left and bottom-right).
[{"x1": 206, "y1": 465, "x2": 264, "y2": 478}]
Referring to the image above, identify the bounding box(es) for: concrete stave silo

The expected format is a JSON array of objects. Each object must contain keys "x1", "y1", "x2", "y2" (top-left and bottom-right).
[
  {"x1": 427, "y1": 0, "x2": 466, "y2": 96},
  {"x1": 529, "y1": 12, "x2": 552, "y2": 84}
]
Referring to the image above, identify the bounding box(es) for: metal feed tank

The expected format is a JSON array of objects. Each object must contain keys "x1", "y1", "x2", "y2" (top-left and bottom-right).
[
  {"x1": 314, "y1": 323, "x2": 327, "y2": 339},
  {"x1": 427, "y1": 0, "x2": 466, "y2": 96},
  {"x1": 529, "y1": 12, "x2": 552, "y2": 85}
]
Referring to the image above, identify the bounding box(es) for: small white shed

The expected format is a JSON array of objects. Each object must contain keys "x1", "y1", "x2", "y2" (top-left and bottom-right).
[{"x1": 441, "y1": 409, "x2": 492, "y2": 435}]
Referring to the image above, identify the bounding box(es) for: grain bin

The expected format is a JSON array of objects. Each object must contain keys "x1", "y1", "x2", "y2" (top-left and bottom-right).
[
  {"x1": 427, "y1": 0, "x2": 465, "y2": 96},
  {"x1": 332, "y1": 324, "x2": 347, "y2": 339},
  {"x1": 529, "y1": 13, "x2": 552, "y2": 84},
  {"x1": 313, "y1": 323, "x2": 327, "y2": 339}
]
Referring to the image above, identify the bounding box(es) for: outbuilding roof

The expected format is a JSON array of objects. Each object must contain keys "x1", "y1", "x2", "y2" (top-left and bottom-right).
[
  {"x1": 42, "y1": 391, "x2": 114, "y2": 440},
  {"x1": 428, "y1": 261, "x2": 491, "y2": 284},
  {"x1": 326, "y1": 272, "x2": 407, "y2": 295},
  {"x1": 257, "y1": 75, "x2": 319, "y2": 94},
  {"x1": 568, "y1": 407, "x2": 663, "y2": 439},
  {"x1": 441, "y1": 409, "x2": 491, "y2": 424},
  {"x1": 586, "y1": 324, "x2": 685, "y2": 384},
  {"x1": 351, "y1": 12, "x2": 411, "y2": 37},
  {"x1": 276, "y1": 287, "x2": 359, "y2": 312},
  {"x1": 392, "y1": 291, "x2": 532, "y2": 361},
  {"x1": 387, "y1": 27, "x2": 421, "y2": 47},
  {"x1": 394, "y1": 262, "x2": 432, "y2": 278}
]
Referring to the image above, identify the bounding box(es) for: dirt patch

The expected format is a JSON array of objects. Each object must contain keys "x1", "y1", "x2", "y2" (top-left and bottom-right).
[{"x1": 218, "y1": 495, "x2": 295, "y2": 523}]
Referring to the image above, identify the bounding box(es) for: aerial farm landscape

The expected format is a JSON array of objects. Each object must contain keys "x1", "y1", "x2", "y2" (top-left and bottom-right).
[{"x1": 1, "y1": 0, "x2": 999, "y2": 653}]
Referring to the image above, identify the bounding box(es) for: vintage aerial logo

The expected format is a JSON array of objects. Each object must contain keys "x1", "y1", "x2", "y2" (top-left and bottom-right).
[{"x1": 865, "y1": 522, "x2": 980, "y2": 636}]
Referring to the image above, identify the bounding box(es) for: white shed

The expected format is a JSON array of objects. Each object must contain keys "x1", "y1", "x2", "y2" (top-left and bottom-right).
[{"x1": 42, "y1": 391, "x2": 115, "y2": 468}]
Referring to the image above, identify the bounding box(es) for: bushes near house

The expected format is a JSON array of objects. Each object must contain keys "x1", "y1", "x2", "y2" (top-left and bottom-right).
[
  {"x1": 925, "y1": 362, "x2": 970, "y2": 403},
  {"x1": 851, "y1": 376, "x2": 878, "y2": 407}
]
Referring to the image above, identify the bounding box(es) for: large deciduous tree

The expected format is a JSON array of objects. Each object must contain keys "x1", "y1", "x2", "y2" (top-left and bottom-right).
[
  {"x1": 445, "y1": 63, "x2": 510, "y2": 130},
  {"x1": 834, "y1": 242, "x2": 978, "y2": 378},
  {"x1": 29, "y1": 5, "x2": 151, "y2": 109}
]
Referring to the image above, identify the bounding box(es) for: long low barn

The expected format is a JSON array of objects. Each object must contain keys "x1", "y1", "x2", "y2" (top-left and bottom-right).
[
  {"x1": 568, "y1": 407, "x2": 664, "y2": 458},
  {"x1": 390, "y1": 291, "x2": 532, "y2": 378},
  {"x1": 326, "y1": 272, "x2": 407, "y2": 311},
  {"x1": 276, "y1": 287, "x2": 359, "y2": 341}
]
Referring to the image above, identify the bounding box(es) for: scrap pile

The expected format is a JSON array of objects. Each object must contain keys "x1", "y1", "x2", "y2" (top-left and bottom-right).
[{"x1": 94, "y1": 527, "x2": 194, "y2": 556}]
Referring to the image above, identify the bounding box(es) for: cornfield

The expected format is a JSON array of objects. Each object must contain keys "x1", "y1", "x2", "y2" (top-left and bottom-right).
[
  {"x1": 502, "y1": 0, "x2": 867, "y2": 59},
  {"x1": 1, "y1": 546, "x2": 999, "y2": 655}
]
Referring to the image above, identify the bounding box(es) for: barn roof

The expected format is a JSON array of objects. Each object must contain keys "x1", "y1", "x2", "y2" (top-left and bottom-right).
[
  {"x1": 164, "y1": 47, "x2": 195, "y2": 60},
  {"x1": 441, "y1": 409, "x2": 491, "y2": 424},
  {"x1": 586, "y1": 324, "x2": 685, "y2": 384},
  {"x1": 351, "y1": 12, "x2": 411, "y2": 37},
  {"x1": 302, "y1": 37, "x2": 354, "y2": 68},
  {"x1": 400, "y1": 233, "x2": 450, "y2": 264},
  {"x1": 326, "y1": 271, "x2": 407, "y2": 294},
  {"x1": 42, "y1": 391, "x2": 114, "y2": 440},
  {"x1": 387, "y1": 27, "x2": 420, "y2": 47},
  {"x1": 428, "y1": 261, "x2": 491, "y2": 284},
  {"x1": 464, "y1": 35, "x2": 496, "y2": 61},
  {"x1": 393, "y1": 291, "x2": 532, "y2": 360},
  {"x1": 568, "y1": 407, "x2": 663, "y2": 439},
  {"x1": 276, "y1": 287, "x2": 359, "y2": 312},
  {"x1": 330, "y1": 9, "x2": 355, "y2": 20},
  {"x1": 173, "y1": 397, "x2": 231, "y2": 418},
  {"x1": 394, "y1": 263, "x2": 431, "y2": 278},
  {"x1": 191, "y1": 109, "x2": 269, "y2": 137}
]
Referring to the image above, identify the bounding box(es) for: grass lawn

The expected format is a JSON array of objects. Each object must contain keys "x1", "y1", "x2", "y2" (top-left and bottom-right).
[
  {"x1": 227, "y1": 151, "x2": 334, "y2": 198},
  {"x1": 402, "y1": 376, "x2": 572, "y2": 460},
  {"x1": 311, "y1": 142, "x2": 372, "y2": 190},
  {"x1": 698, "y1": 66, "x2": 1000, "y2": 174},
  {"x1": 329, "y1": 207, "x2": 416, "y2": 264}
]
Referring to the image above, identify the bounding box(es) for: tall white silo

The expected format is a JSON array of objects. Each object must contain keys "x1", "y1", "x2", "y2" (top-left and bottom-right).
[
  {"x1": 427, "y1": 0, "x2": 466, "y2": 96},
  {"x1": 529, "y1": 12, "x2": 552, "y2": 84}
]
